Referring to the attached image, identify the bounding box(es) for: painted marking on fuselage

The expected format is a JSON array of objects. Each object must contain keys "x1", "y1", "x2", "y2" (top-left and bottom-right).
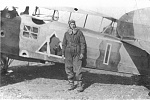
[
  {"x1": 36, "y1": 34, "x2": 52, "y2": 55},
  {"x1": 96, "y1": 40, "x2": 121, "y2": 72},
  {"x1": 103, "y1": 43, "x2": 112, "y2": 65},
  {"x1": 36, "y1": 31, "x2": 62, "y2": 58}
]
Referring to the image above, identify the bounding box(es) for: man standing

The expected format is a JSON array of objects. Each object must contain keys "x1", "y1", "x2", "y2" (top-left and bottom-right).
[{"x1": 62, "y1": 19, "x2": 86, "y2": 92}]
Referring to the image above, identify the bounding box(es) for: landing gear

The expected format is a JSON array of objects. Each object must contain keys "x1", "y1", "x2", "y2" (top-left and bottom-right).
[{"x1": 0, "y1": 54, "x2": 11, "y2": 74}]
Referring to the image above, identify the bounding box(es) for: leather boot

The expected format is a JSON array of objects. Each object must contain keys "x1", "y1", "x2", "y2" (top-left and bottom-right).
[
  {"x1": 76, "y1": 81, "x2": 84, "y2": 92},
  {"x1": 68, "y1": 80, "x2": 75, "y2": 91}
]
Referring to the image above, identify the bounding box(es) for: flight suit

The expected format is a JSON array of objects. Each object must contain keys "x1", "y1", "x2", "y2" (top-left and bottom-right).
[{"x1": 62, "y1": 28, "x2": 86, "y2": 91}]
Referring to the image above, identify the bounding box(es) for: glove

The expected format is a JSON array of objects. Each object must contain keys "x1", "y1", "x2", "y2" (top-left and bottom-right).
[
  {"x1": 79, "y1": 53, "x2": 84, "y2": 59},
  {"x1": 62, "y1": 55, "x2": 65, "y2": 59}
]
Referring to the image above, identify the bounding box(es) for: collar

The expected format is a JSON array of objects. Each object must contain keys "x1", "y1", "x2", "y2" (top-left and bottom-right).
[{"x1": 67, "y1": 28, "x2": 78, "y2": 35}]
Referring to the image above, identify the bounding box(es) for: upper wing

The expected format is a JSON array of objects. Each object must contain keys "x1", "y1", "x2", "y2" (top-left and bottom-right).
[{"x1": 40, "y1": 6, "x2": 117, "y2": 21}]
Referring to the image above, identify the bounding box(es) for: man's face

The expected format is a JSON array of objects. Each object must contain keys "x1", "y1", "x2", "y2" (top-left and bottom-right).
[{"x1": 70, "y1": 23, "x2": 76, "y2": 29}]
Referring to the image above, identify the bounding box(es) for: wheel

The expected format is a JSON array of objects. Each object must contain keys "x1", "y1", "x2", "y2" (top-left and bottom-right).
[{"x1": 0, "y1": 55, "x2": 8, "y2": 74}]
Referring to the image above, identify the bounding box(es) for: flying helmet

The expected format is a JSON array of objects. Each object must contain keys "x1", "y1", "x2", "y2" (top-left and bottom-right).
[{"x1": 68, "y1": 19, "x2": 76, "y2": 25}]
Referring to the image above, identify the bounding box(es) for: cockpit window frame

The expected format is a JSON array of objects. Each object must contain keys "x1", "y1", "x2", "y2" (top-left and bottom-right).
[{"x1": 22, "y1": 25, "x2": 39, "y2": 40}]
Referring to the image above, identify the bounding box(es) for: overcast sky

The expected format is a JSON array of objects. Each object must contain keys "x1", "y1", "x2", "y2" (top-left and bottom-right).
[
  {"x1": 1, "y1": 0, "x2": 150, "y2": 18},
  {"x1": 1, "y1": 0, "x2": 150, "y2": 31}
]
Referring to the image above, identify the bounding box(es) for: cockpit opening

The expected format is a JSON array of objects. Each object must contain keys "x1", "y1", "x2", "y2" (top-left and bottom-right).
[
  {"x1": 32, "y1": 18, "x2": 45, "y2": 24},
  {"x1": 32, "y1": 6, "x2": 59, "y2": 22}
]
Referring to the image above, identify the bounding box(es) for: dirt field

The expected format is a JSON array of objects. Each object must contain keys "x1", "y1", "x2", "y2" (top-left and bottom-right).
[{"x1": 0, "y1": 60, "x2": 150, "y2": 100}]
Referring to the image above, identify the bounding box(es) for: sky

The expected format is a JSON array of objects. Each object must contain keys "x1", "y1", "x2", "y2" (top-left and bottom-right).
[
  {"x1": 1, "y1": 0, "x2": 150, "y2": 18},
  {"x1": 1, "y1": 0, "x2": 150, "y2": 31}
]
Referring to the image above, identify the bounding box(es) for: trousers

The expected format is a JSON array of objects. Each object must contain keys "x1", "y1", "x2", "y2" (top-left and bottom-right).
[{"x1": 64, "y1": 47, "x2": 82, "y2": 81}]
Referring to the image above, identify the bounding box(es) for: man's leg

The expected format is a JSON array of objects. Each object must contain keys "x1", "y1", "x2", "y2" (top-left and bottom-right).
[
  {"x1": 73, "y1": 56, "x2": 84, "y2": 92},
  {"x1": 65, "y1": 49, "x2": 75, "y2": 90},
  {"x1": 65, "y1": 66, "x2": 76, "y2": 90}
]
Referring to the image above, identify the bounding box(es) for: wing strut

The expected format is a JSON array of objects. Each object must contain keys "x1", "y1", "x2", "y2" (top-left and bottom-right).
[
  {"x1": 99, "y1": 17, "x2": 104, "y2": 32},
  {"x1": 83, "y1": 14, "x2": 88, "y2": 28},
  {"x1": 69, "y1": 12, "x2": 72, "y2": 21}
]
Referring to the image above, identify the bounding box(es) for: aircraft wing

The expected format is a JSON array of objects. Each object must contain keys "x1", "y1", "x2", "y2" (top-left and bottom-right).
[{"x1": 40, "y1": 6, "x2": 117, "y2": 21}]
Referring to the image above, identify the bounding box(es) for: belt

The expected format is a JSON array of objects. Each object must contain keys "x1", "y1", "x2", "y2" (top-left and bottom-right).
[{"x1": 67, "y1": 42, "x2": 79, "y2": 47}]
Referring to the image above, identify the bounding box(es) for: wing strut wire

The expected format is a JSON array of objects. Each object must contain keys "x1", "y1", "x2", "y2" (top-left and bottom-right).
[{"x1": 83, "y1": 14, "x2": 88, "y2": 28}]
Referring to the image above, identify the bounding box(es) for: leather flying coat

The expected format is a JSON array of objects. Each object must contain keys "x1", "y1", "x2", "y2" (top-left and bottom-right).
[{"x1": 62, "y1": 28, "x2": 86, "y2": 56}]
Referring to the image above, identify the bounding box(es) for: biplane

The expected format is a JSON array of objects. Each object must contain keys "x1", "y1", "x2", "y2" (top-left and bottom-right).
[{"x1": 0, "y1": 6, "x2": 150, "y2": 79}]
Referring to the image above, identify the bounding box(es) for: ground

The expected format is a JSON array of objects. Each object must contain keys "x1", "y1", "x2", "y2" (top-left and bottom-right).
[{"x1": 0, "y1": 60, "x2": 150, "y2": 100}]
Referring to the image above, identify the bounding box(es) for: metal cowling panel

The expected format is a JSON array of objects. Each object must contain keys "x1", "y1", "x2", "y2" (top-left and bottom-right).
[{"x1": 0, "y1": 16, "x2": 21, "y2": 56}]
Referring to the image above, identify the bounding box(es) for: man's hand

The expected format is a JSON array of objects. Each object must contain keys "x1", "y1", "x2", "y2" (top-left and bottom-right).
[
  {"x1": 79, "y1": 53, "x2": 84, "y2": 59},
  {"x1": 62, "y1": 55, "x2": 65, "y2": 59}
]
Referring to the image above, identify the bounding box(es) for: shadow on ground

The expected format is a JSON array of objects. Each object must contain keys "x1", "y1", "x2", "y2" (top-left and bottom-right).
[
  {"x1": 1, "y1": 63, "x2": 148, "y2": 90},
  {"x1": 1, "y1": 63, "x2": 67, "y2": 87}
]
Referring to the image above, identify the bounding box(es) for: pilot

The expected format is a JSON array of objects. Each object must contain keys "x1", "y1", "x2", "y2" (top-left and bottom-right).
[{"x1": 62, "y1": 19, "x2": 86, "y2": 92}]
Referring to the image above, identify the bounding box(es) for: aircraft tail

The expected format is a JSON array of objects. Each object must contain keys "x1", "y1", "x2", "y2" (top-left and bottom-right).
[{"x1": 117, "y1": 7, "x2": 150, "y2": 54}]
